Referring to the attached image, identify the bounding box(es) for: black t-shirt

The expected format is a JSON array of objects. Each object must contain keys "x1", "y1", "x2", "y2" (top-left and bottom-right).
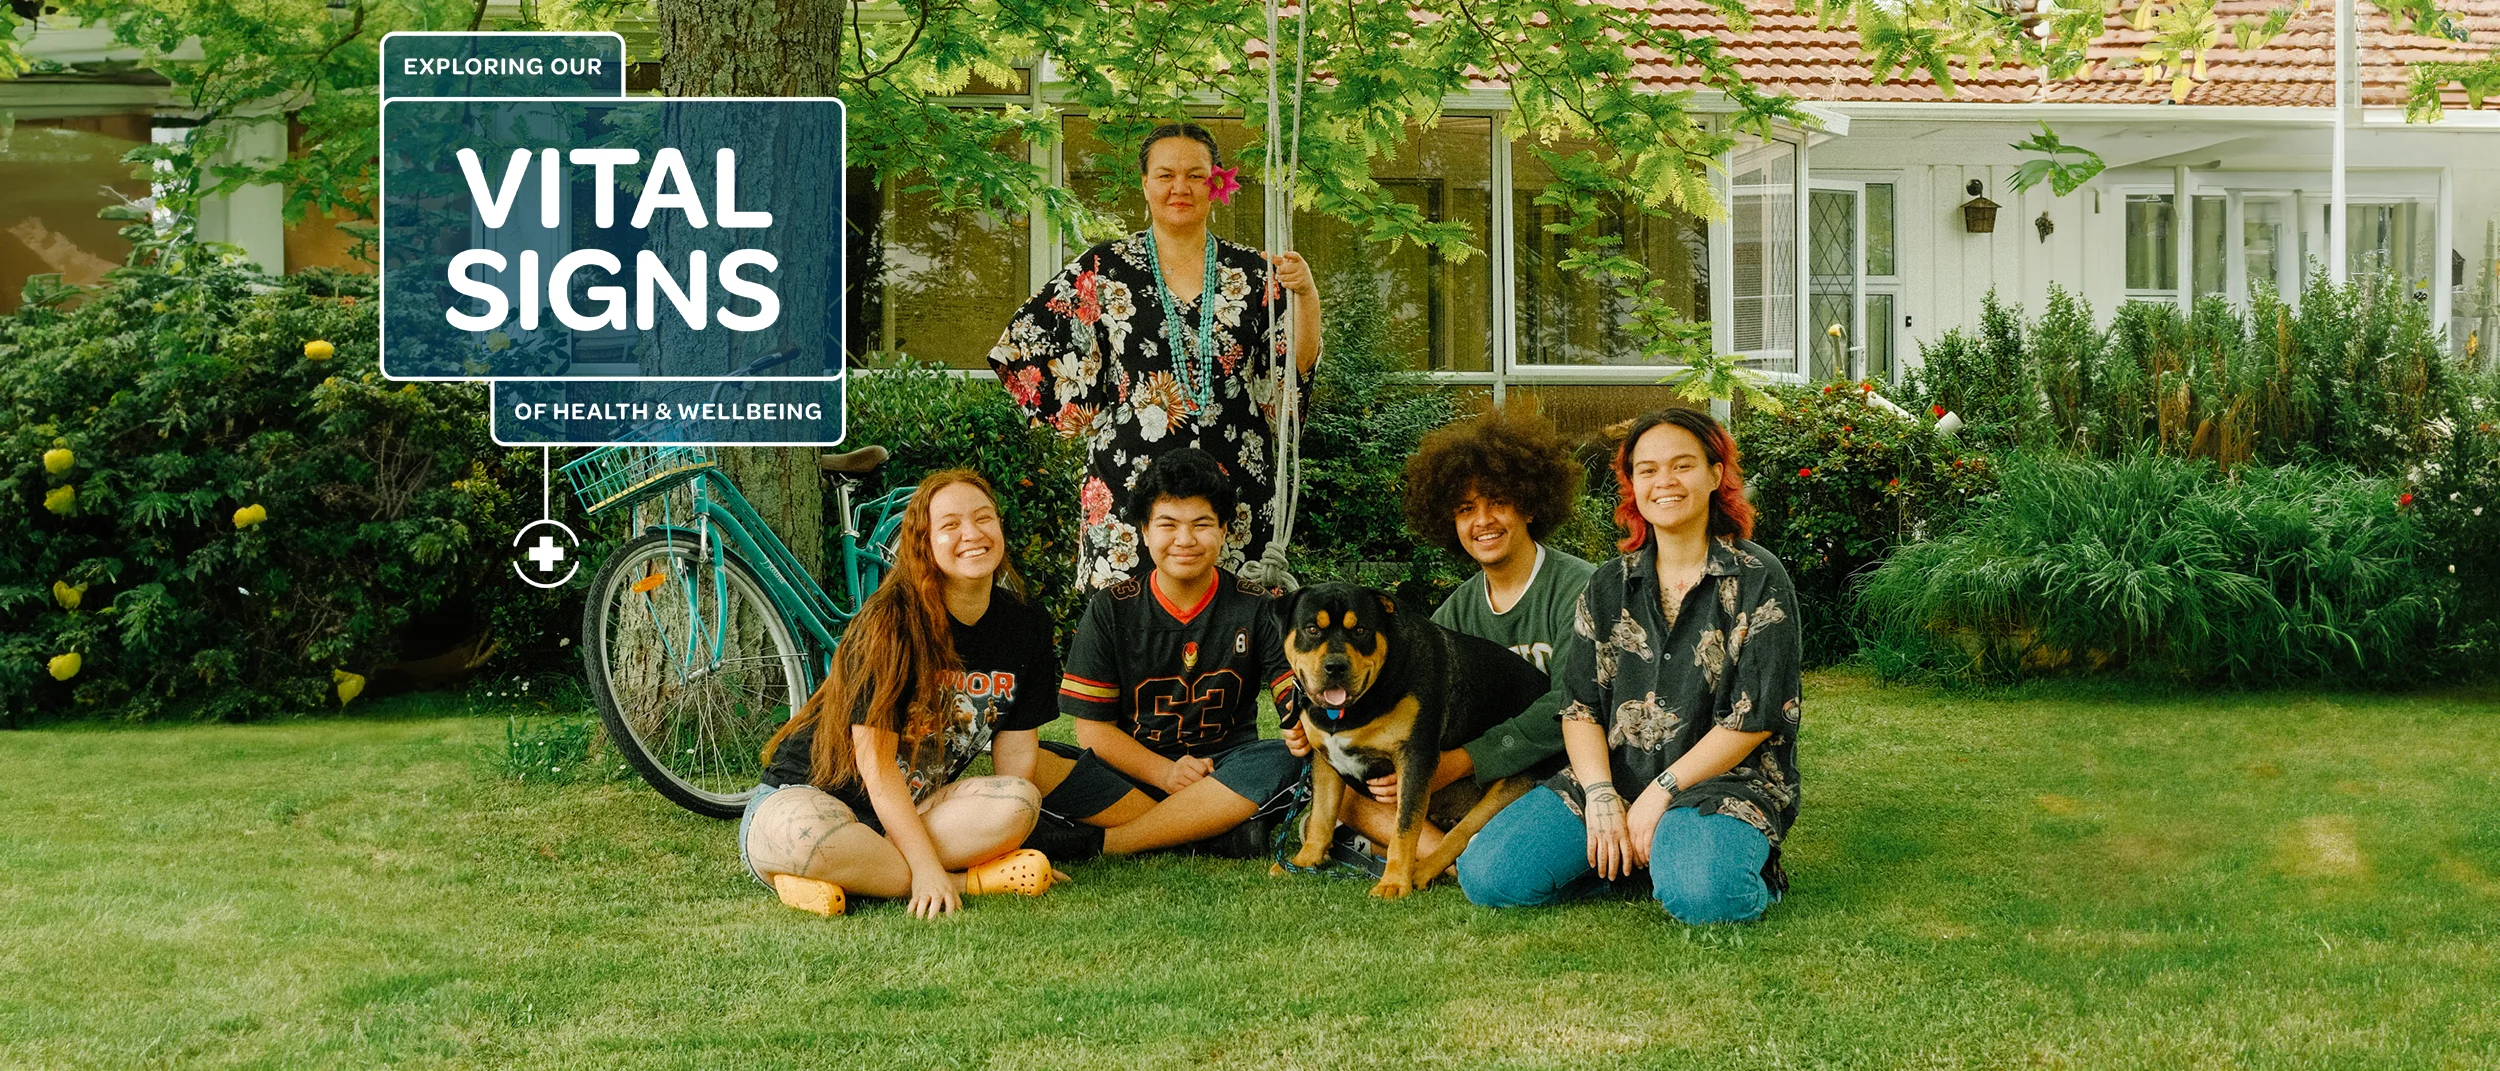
[
  {"x1": 1058, "y1": 569, "x2": 1295, "y2": 758},
  {"x1": 763, "y1": 590, "x2": 1060, "y2": 801}
]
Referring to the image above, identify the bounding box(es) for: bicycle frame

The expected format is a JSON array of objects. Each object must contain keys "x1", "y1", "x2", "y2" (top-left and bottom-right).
[{"x1": 635, "y1": 469, "x2": 912, "y2": 685}]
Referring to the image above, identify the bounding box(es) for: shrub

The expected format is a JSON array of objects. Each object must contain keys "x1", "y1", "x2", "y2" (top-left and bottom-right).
[
  {"x1": 1858, "y1": 451, "x2": 2452, "y2": 686},
  {"x1": 1, "y1": 260, "x2": 541, "y2": 723},
  {"x1": 1903, "y1": 273, "x2": 2463, "y2": 475},
  {"x1": 1288, "y1": 281, "x2": 1470, "y2": 608},
  {"x1": 841, "y1": 355, "x2": 1087, "y2": 633},
  {"x1": 1737, "y1": 381, "x2": 2000, "y2": 665},
  {"x1": 2407, "y1": 385, "x2": 2500, "y2": 676}
]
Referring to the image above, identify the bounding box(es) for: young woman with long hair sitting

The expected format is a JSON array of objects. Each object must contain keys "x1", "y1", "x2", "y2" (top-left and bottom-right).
[
  {"x1": 741, "y1": 470, "x2": 1069, "y2": 919},
  {"x1": 1455, "y1": 408, "x2": 1804, "y2": 923}
]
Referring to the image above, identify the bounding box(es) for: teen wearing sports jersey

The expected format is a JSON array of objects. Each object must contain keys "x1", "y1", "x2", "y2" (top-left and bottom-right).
[
  {"x1": 741, "y1": 471, "x2": 1067, "y2": 919},
  {"x1": 1025, "y1": 447, "x2": 1305, "y2": 858},
  {"x1": 1281, "y1": 407, "x2": 1592, "y2": 865}
]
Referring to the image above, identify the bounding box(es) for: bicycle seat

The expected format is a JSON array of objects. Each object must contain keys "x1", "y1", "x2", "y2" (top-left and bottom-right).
[{"x1": 818, "y1": 445, "x2": 889, "y2": 475}]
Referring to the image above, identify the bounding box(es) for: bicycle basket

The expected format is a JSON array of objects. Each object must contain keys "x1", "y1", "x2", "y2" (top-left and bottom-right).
[{"x1": 562, "y1": 442, "x2": 717, "y2": 516}]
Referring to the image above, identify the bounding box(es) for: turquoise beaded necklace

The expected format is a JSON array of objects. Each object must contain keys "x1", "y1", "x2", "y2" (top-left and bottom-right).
[{"x1": 1145, "y1": 231, "x2": 1221, "y2": 414}]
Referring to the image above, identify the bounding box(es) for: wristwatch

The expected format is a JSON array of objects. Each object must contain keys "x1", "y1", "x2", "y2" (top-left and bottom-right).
[{"x1": 1654, "y1": 769, "x2": 1681, "y2": 797}]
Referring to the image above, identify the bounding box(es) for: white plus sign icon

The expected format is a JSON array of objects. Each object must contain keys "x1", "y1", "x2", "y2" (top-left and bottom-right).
[
  {"x1": 511, "y1": 519, "x2": 581, "y2": 589},
  {"x1": 527, "y1": 535, "x2": 568, "y2": 572}
]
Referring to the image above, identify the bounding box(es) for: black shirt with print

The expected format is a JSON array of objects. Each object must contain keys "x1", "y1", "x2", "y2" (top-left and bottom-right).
[{"x1": 1547, "y1": 536, "x2": 1804, "y2": 890}]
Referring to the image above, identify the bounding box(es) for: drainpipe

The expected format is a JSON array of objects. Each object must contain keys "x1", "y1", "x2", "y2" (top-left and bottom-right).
[{"x1": 2331, "y1": 0, "x2": 2352, "y2": 285}]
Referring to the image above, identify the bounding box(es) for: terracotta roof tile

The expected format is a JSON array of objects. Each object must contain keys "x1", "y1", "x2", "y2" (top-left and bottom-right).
[{"x1": 1558, "y1": 0, "x2": 2498, "y2": 108}]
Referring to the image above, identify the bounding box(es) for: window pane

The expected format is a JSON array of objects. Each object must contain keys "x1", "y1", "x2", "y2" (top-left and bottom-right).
[
  {"x1": 1865, "y1": 292, "x2": 1895, "y2": 384},
  {"x1": 1865, "y1": 182, "x2": 1895, "y2": 277},
  {"x1": 1511, "y1": 136, "x2": 1709, "y2": 367},
  {"x1": 2126, "y1": 194, "x2": 2176, "y2": 292},
  {"x1": 1808, "y1": 188, "x2": 1856, "y2": 382},
  {"x1": 1064, "y1": 115, "x2": 1492, "y2": 372},
  {"x1": 1730, "y1": 138, "x2": 1798, "y2": 375},
  {"x1": 1, "y1": 113, "x2": 153, "y2": 313},
  {"x1": 846, "y1": 133, "x2": 1033, "y2": 369},
  {"x1": 2193, "y1": 195, "x2": 2226, "y2": 298},
  {"x1": 2243, "y1": 198, "x2": 2287, "y2": 297}
]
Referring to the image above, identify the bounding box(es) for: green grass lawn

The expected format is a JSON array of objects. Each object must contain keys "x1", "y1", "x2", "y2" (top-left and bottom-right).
[{"x1": 5, "y1": 669, "x2": 2499, "y2": 1070}]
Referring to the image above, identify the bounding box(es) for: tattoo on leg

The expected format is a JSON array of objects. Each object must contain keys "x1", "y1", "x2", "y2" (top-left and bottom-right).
[
  {"x1": 963, "y1": 777, "x2": 1041, "y2": 820},
  {"x1": 785, "y1": 807, "x2": 856, "y2": 874}
]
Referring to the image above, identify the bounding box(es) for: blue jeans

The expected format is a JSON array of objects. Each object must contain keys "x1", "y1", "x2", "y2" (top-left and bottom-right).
[{"x1": 1456, "y1": 785, "x2": 1777, "y2": 923}]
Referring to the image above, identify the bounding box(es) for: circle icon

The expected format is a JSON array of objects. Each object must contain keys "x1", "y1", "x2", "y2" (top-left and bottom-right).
[{"x1": 512, "y1": 518, "x2": 582, "y2": 589}]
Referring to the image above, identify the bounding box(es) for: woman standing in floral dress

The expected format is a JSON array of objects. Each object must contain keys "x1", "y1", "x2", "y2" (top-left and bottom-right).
[{"x1": 988, "y1": 122, "x2": 1322, "y2": 589}]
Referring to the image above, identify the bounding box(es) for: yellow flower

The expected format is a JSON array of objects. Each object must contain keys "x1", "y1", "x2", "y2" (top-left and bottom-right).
[
  {"x1": 333, "y1": 669, "x2": 365, "y2": 706},
  {"x1": 48, "y1": 652, "x2": 81, "y2": 681},
  {"x1": 485, "y1": 332, "x2": 512, "y2": 352},
  {"x1": 233, "y1": 503, "x2": 268, "y2": 529},
  {"x1": 52, "y1": 580, "x2": 86, "y2": 610},
  {"x1": 43, "y1": 447, "x2": 73, "y2": 474},
  {"x1": 304, "y1": 339, "x2": 335, "y2": 360},
  {"x1": 43, "y1": 484, "x2": 75, "y2": 515}
]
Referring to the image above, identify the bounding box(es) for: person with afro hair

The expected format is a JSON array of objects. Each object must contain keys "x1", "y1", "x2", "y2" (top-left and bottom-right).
[{"x1": 1283, "y1": 407, "x2": 1594, "y2": 870}]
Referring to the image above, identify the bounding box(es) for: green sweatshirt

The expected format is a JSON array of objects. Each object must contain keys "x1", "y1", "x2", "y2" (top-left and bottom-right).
[{"x1": 1431, "y1": 544, "x2": 1597, "y2": 783}]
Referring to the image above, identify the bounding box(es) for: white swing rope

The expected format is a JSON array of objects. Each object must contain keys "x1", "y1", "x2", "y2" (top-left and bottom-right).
[{"x1": 1238, "y1": 0, "x2": 1310, "y2": 593}]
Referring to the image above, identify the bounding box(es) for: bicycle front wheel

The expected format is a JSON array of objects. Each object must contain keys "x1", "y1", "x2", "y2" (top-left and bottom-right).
[{"x1": 584, "y1": 530, "x2": 810, "y2": 818}]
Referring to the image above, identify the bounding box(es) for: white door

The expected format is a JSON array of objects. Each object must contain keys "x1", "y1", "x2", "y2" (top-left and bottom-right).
[{"x1": 1808, "y1": 180, "x2": 1867, "y2": 383}]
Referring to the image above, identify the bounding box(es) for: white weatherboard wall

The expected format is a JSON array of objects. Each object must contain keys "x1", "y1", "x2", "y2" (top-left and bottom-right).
[
  {"x1": 1815, "y1": 110, "x2": 2498, "y2": 371},
  {"x1": 1814, "y1": 118, "x2": 2105, "y2": 367}
]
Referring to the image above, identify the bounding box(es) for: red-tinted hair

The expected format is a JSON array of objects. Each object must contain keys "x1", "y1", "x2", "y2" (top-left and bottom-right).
[
  {"x1": 759, "y1": 469, "x2": 1020, "y2": 789},
  {"x1": 1610, "y1": 408, "x2": 1754, "y2": 552}
]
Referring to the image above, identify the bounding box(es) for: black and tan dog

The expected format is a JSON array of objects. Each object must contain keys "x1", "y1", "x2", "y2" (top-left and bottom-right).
[{"x1": 1274, "y1": 582, "x2": 1553, "y2": 898}]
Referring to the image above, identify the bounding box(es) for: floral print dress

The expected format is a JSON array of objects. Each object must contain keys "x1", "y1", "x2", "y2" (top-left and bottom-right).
[
  {"x1": 989, "y1": 231, "x2": 1312, "y2": 590},
  {"x1": 1546, "y1": 535, "x2": 1804, "y2": 892}
]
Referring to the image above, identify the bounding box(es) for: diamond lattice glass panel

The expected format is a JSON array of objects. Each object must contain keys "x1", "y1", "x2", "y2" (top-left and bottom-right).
[{"x1": 1811, "y1": 190, "x2": 1856, "y2": 279}]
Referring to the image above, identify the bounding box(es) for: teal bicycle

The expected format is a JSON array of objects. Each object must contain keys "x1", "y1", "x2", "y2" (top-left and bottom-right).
[{"x1": 561, "y1": 363, "x2": 908, "y2": 818}]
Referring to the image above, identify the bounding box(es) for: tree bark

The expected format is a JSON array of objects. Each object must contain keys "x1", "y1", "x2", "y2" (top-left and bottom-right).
[{"x1": 658, "y1": 0, "x2": 841, "y2": 575}]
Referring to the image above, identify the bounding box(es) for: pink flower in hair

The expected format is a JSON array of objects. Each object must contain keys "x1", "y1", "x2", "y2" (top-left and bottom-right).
[{"x1": 1205, "y1": 166, "x2": 1241, "y2": 205}]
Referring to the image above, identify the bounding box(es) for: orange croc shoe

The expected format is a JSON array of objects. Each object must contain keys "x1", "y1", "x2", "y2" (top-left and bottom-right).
[
  {"x1": 963, "y1": 849, "x2": 1057, "y2": 896},
  {"x1": 770, "y1": 873, "x2": 846, "y2": 916}
]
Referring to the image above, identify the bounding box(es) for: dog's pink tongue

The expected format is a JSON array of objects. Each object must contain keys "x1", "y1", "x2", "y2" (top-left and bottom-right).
[{"x1": 1321, "y1": 687, "x2": 1349, "y2": 708}]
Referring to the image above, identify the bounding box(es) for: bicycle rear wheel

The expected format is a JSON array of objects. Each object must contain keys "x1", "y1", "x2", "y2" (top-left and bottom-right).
[{"x1": 585, "y1": 530, "x2": 809, "y2": 818}]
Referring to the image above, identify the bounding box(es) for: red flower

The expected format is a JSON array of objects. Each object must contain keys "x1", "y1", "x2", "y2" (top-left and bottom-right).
[
  {"x1": 1822, "y1": 385, "x2": 1835, "y2": 394},
  {"x1": 1798, "y1": 467, "x2": 1813, "y2": 478},
  {"x1": 1931, "y1": 404, "x2": 1947, "y2": 418},
  {"x1": 2398, "y1": 493, "x2": 2415, "y2": 507},
  {"x1": 1842, "y1": 425, "x2": 1854, "y2": 433},
  {"x1": 1859, "y1": 381, "x2": 1873, "y2": 392},
  {"x1": 1887, "y1": 477, "x2": 1899, "y2": 487},
  {"x1": 1205, "y1": 166, "x2": 1242, "y2": 205}
]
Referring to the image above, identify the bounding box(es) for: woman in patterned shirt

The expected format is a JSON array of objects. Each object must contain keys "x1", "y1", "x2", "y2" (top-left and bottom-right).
[
  {"x1": 1455, "y1": 408, "x2": 1803, "y2": 923},
  {"x1": 987, "y1": 122, "x2": 1321, "y2": 590}
]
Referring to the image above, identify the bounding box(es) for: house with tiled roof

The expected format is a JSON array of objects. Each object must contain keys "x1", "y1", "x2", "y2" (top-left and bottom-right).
[
  {"x1": 6, "y1": 1, "x2": 2496, "y2": 424},
  {"x1": 1606, "y1": 0, "x2": 2500, "y2": 391}
]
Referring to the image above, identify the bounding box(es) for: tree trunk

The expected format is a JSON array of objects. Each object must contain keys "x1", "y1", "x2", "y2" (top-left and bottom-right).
[{"x1": 658, "y1": 0, "x2": 841, "y2": 575}]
